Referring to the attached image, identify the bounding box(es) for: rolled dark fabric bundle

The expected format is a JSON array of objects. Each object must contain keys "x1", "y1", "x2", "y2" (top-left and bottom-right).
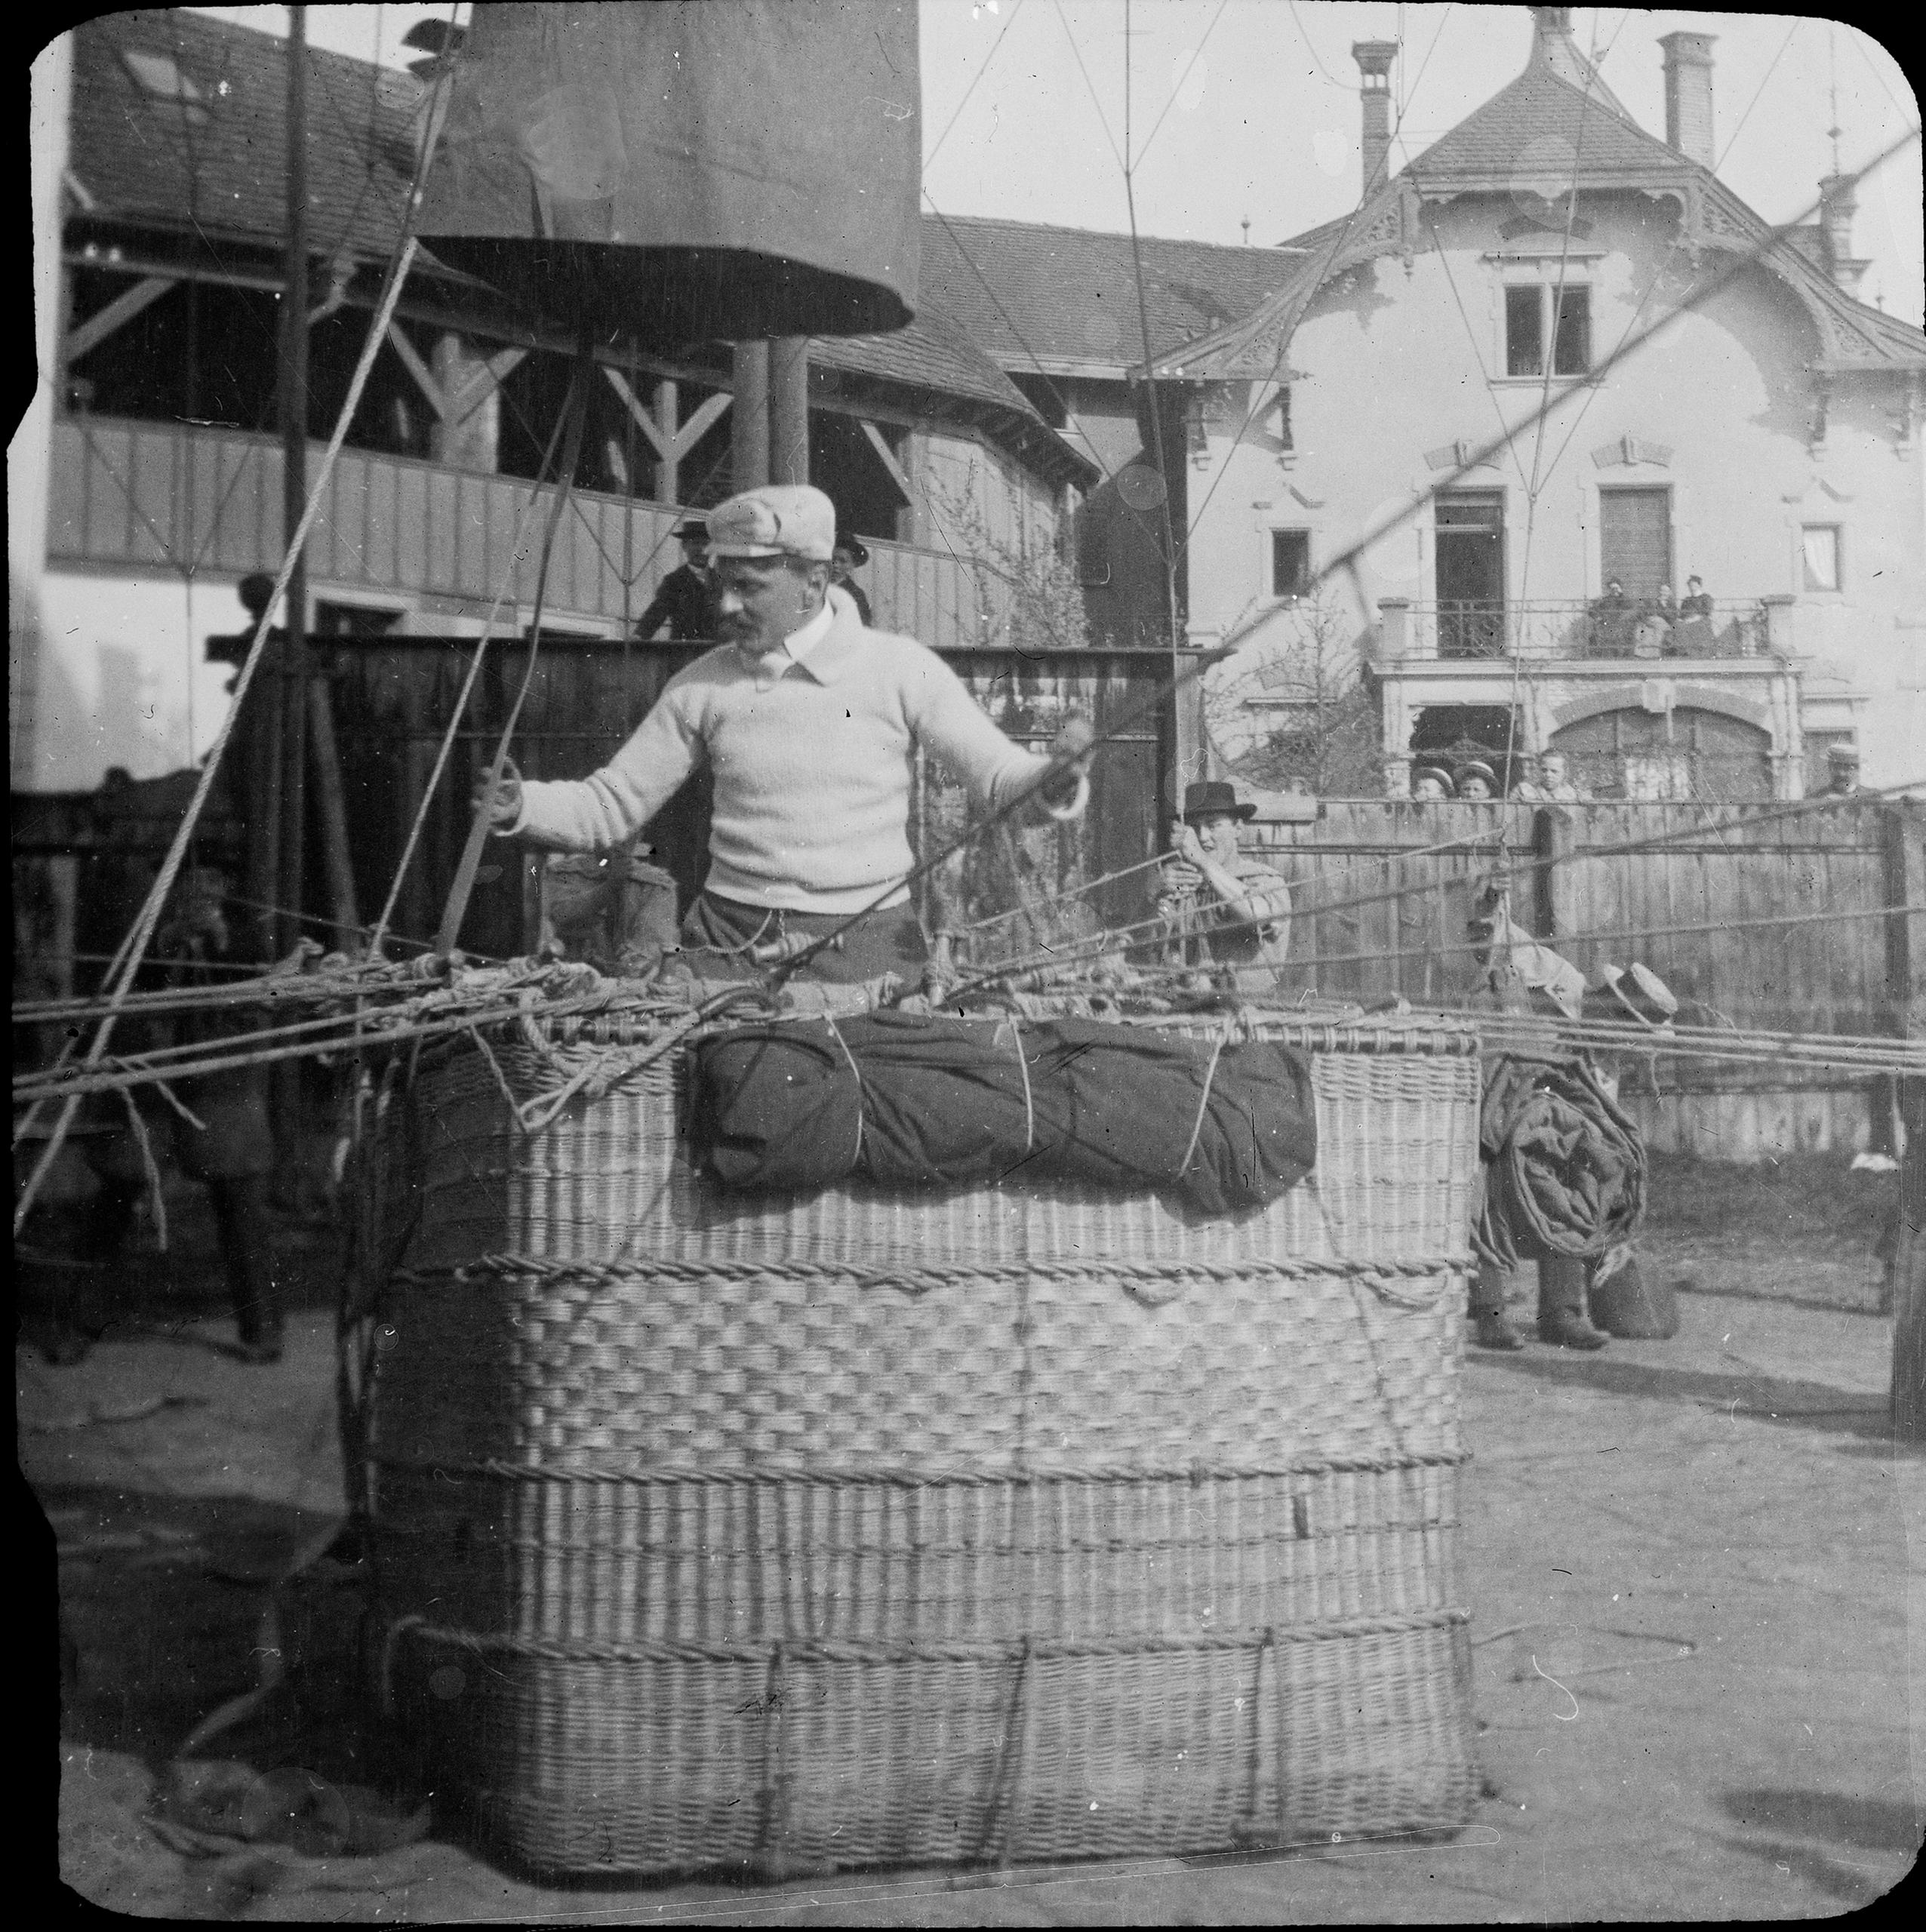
[
  {"x1": 1472, "y1": 1054, "x2": 1646, "y2": 1273},
  {"x1": 687, "y1": 1026, "x2": 862, "y2": 1195},
  {"x1": 688, "y1": 1014, "x2": 1319, "y2": 1214},
  {"x1": 1039, "y1": 1021, "x2": 1317, "y2": 1218}
]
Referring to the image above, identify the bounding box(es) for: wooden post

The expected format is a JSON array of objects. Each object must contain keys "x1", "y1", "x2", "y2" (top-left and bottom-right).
[
  {"x1": 1894, "y1": 1078, "x2": 1926, "y2": 1439},
  {"x1": 731, "y1": 340, "x2": 769, "y2": 492},
  {"x1": 1885, "y1": 803, "x2": 1926, "y2": 1435},
  {"x1": 769, "y1": 337, "x2": 810, "y2": 485},
  {"x1": 307, "y1": 672, "x2": 361, "y2": 940},
  {"x1": 272, "y1": 6, "x2": 311, "y2": 1177},
  {"x1": 278, "y1": 6, "x2": 311, "y2": 964},
  {"x1": 1532, "y1": 804, "x2": 1573, "y2": 939},
  {"x1": 651, "y1": 378, "x2": 678, "y2": 503}
]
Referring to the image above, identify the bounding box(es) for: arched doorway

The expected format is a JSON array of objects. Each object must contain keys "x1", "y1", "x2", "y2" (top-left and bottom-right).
[{"x1": 1549, "y1": 705, "x2": 1773, "y2": 801}]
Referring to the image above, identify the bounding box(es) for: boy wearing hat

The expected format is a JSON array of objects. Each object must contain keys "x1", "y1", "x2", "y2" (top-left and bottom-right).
[
  {"x1": 1455, "y1": 761, "x2": 1498, "y2": 801},
  {"x1": 831, "y1": 537, "x2": 873, "y2": 627},
  {"x1": 1411, "y1": 767, "x2": 1456, "y2": 802},
  {"x1": 1155, "y1": 781, "x2": 1292, "y2": 984},
  {"x1": 634, "y1": 519, "x2": 718, "y2": 642},
  {"x1": 479, "y1": 485, "x2": 1091, "y2": 983}
]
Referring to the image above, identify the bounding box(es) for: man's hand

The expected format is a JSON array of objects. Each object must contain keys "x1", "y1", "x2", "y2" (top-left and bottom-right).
[
  {"x1": 1038, "y1": 710, "x2": 1096, "y2": 811},
  {"x1": 1160, "y1": 858, "x2": 1204, "y2": 897},
  {"x1": 1172, "y1": 822, "x2": 1209, "y2": 866},
  {"x1": 472, "y1": 760, "x2": 524, "y2": 830}
]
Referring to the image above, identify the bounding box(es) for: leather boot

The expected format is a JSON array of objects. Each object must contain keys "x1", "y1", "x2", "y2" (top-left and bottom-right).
[
  {"x1": 1469, "y1": 1263, "x2": 1524, "y2": 1349},
  {"x1": 213, "y1": 1176, "x2": 283, "y2": 1363},
  {"x1": 1538, "y1": 1256, "x2": 1608, "y2": 1349}
]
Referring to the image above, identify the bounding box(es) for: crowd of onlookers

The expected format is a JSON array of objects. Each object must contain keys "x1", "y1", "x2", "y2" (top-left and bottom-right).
[
  {"x1": 1409, "y1": 749, "x2": 1586, "y2": 803},
  {"x1": 1587, "y1": 574, "x2": 1721, "y2": 657}
]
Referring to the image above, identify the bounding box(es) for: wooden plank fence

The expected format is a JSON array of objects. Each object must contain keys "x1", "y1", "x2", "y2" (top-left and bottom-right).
[
  {"x1": 325, "y1": 637, "x2": 1193, "y2": 966},
  {"x1": 1248, "y1": 796, "x2": 1917, "y2": 1157}
]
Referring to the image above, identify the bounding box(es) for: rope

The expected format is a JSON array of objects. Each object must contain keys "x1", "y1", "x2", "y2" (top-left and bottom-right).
[
  {"x1": 1177, "y1": 1029, "x2": 1229, "y2": 1179},
  {"x1": 388, "y1": 1250, "x2": 1465, "y2": 1306},
  {"x1": 1005, "y1": 1016, "x2": 1035, "y2": 1152},
  {"x1": 367, "y1": 1449, "x2": 1471, "y2": 1487},
  {"x1": 432, "y1": 355, "x2": 594, "y2": 959},
  {"x1": 366, "y1": 399, "x2": 579, "y2": 956},
  {"x1": 378, "y1": 1608, "x2": 1472, "y2": 1672},
  {"x1": 12, "y1": 41, "x2": 463, "y2": 1240},
  {"x1": 820, "y1": 1013, "x2": 868, "y2": 1167}
]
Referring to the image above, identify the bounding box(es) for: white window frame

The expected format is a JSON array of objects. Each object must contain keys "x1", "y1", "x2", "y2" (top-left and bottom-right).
[
  {"x1": 1799, "y1": 523, "x2": 1844, "y2": 595},
  {"x1": 1491, "y1": 259, "x2": 1600, "y2": 388}
]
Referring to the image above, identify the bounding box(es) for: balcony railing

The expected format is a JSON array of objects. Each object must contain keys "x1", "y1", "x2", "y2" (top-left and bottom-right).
[
  {"x1": 1382, "y1": 598, "x2": 1782, "y2": 663},
  {"x1": 45, "y1": 414, "x2": 1001, "y2": 651}
]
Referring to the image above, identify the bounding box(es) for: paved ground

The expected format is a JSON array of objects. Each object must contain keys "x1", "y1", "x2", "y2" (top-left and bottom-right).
[{"x1": 31, "y1": 1182, "x2": 1924, "y2": 1922}]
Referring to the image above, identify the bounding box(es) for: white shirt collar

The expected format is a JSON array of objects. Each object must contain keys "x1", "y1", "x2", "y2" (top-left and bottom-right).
[
  {"x1": 781, "y1": 595, "x2": 835, "y2": 668},
  {"x1": 746, "y1": 592, "x2": 838, "y2": 689}
]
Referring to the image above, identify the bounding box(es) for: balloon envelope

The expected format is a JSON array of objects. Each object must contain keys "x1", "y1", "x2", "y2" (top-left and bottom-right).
[{"x1": 419, "y1": 1, "x2": 920, "y2": 342}]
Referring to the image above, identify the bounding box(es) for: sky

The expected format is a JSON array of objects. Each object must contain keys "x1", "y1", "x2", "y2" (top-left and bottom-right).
[{"x1": 191, "y1": 5, "x2": 1924, "y2": 325}]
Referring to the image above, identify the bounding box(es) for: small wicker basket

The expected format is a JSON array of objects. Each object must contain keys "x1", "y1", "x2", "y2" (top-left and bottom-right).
[{"x1": 358, "y1": 1001, "x2": 1482, "y2": 1876}]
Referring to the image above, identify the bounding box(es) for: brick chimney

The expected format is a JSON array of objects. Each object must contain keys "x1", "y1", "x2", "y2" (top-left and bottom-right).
[
  {"x1": 1818, "y1": 173, "x2": 1870, "y2": 298},
  {"x1": 1352, "y1": 40, "x2": 1398, "y2": 198},
  {"x1": 1659, "y1": 31, "x2": 1717, "y2": 168}
]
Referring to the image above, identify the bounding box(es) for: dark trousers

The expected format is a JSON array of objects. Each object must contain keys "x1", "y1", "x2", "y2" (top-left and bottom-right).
[
  {"x1": 679, "y1": 891, "x2": 929, "y2": 986},
  {"x1": 88, "y1": 1172, "x2": 282, "y2": 1346}
]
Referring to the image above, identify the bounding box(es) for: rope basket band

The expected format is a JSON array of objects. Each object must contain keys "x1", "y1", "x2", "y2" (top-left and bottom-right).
[{"x1": 366, "y1": 1447, "x2": 1472, "y2": 1486}]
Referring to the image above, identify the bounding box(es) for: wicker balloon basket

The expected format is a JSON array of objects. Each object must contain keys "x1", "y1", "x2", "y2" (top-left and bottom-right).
[{"x1": 352, "y1": 999, "x2": 1484, "y2": 1877}]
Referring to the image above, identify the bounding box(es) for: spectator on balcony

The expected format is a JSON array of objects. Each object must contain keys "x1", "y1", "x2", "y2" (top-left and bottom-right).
[
  {"x1": 1669, "y1": 574, "x2": 1718, "y2": 657},
  {"x1": 1456, "y1": 761, "x2": 1499, "y2": 801},
  {"x1": 1411, "y1": 766, "x2": 1456, "y2": 803},
  {"x1": 1632, "y1": 586, "x2": 1673, "y2": 660},
  {"x1": 634, "y1": 520, "x2": 718, "y2": 642},
  {"x1": 831, "y1": 537, "x2": 873, "y2": 627},
  {"x1": 1589, "y1": 578, "x2": 1635, "y2": 656}
]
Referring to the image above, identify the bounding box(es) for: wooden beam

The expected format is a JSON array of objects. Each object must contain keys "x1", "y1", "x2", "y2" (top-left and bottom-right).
[
  {"x1": 859, "y1": 418, "x2": 915, "y2": 504},
  {"x1": 449, "y1": 346, "x2": 525, "y2": 426},
  {"x1": 652, "y1": 377, "x2": 678, "y2": 503},
  {"x1": 602, "y1": 367, "x2": 676, "y2": 464},
  {"x1": 675, "y1": 390, "x2": 733, "y2": 457},
  {"x1": 60, "y1": 251, "x2": 732, "y2": 389},
  {"x1": 64, "y1": 275, "x2": 176, "y2": 363},
  {"x1": 384, "y1": 321, "x2": 449, "y2": 420}
]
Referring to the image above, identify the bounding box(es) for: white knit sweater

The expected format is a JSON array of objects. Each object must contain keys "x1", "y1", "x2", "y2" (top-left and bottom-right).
[{"x1": 506, "y1": 596, "x2": 1077, "y2": 913}]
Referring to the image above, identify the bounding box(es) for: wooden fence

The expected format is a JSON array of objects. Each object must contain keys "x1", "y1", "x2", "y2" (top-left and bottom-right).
[
  {"x1": 1248, "y1": 797, "x2": 1919, "y2": 1157},
  {"x1": 326, "y1": 636, "x2": 1195, "y2": 964}
]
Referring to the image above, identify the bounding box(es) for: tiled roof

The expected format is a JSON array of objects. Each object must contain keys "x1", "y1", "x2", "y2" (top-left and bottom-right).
[
  {"x1": 918, "y1": 214, "x2": 1295, "y2": 373},
  {"x1": 1150, "y1": 22, "x2": 1926, "y2": 380},
  {"x1": 70, "y1": 9, "x2": 425, "y2": 269},
  {"x1": 1401, "y1": 42, "x2": 1679, "y2": 188},
  {"x1": 813, "y1": 303, "x2": 1049, "y2": 419}
]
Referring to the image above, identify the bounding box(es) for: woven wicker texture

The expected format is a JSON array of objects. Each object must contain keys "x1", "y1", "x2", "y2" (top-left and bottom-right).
[{"x1": 364, "y1": 1008, "x2": 1482, "y2": 1875}]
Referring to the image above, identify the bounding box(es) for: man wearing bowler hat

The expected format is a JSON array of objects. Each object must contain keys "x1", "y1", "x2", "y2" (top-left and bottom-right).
[
  {"x1": 478, "y1": 484, "x2": 1091, "y2": 983},
  {"x1": 1155, "y1": 780, "x2": 1292, "y2": 986},
  {"x1": 831, "y1": 535, "x2": 873, "y2": 627},
  {"x1": 634, "y1": 518, "x2": 718, "y2": 641}
]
